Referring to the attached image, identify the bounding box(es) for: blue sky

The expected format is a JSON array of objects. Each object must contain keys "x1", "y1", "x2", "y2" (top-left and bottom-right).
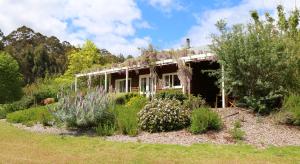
[{"x1": 0, "y1": 0, "x2": 298, "y2": 56}]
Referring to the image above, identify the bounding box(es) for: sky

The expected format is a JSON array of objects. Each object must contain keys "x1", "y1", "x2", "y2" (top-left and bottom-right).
[{"x1": 0, "y1": 0, "x2": 299, "y2": 56}]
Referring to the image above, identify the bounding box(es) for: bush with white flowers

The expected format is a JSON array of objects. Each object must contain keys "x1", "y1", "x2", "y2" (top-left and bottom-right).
[{"x1": 138, "y1": 98, "x2": 190, "y2": 132}]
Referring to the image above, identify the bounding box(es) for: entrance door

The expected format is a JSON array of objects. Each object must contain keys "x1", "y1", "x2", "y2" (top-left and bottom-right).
[{"x1": 139, "y1": 74, "x2": 156, "y2": 97}]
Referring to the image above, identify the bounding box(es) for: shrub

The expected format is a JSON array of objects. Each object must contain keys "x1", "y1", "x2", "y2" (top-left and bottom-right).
[
  {"x1": 114, "y1": 92, "x2": 138, "y2": 105},
  {"x1": 233, "y1": 120, "x2": 242, "y2": 128},
  {"x1": 189, "y1": 107, "x2": 222, "y2": 134},
  {"x1": 230, "y1": 120, "x2": 245, "y2": 141},
  {"x1": 0, "y1": 96, "x2": 34, "y2": 119},
  {"x1": 277, "y1": 94, "x2": 300, "y2": 126},
  {"x1": 114, "y1": 96, "x2": 148, "y2": 136},
  {"x1": 95, "y1": 122, "x2": 115, "y2": 136},
  {"x1": 155, "y1": 90, "x2": 187, "y2": 102},
  {"x1": 230, "y1": 128, "x2": 245, "y2": 141},
  {"x1": 138, "y1": 98, "x2": 190, "y2": 133},
  {"x1": 183, "y1": 95, "x2": 206, "y2": 110},
  {"x1": 53, "y1": 87, "x2": 115, "y2": 129},
  {"x1": 6, "y1": 104, "x2": 55, "y2": 126}
]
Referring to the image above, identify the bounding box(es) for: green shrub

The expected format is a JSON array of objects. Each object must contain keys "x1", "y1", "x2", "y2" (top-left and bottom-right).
[
  {"x1": 6, "y1": 104, "x2": 55, "y2": 126},
  {"x1": 95, "y1": 122, "x2": 115, "y2": 136},
  {"x1": 230, "y1": 120, "x2": 245, "y2": 141},
  {"x1": 183, "y1": 95, "x2": 206, "y2": 110},
  {"x1": 189, "y1": 107, "x2": 222, "y2": 134},
  {"x1": 53, "y1": 87, "x2": 114, "y2": 129},
  {"x1": 278, "y1": 94, "x2": 300, "y2": 126},
  {"x1": 233, "y1": 120, "x2": 242, "y2": 128},
  {"x1": 138, "y1": 98, "x2": 190, "y2": 133},
  {"x1": 155, "y1": 90, "x2": 187, "y2": 102},
  {"x1": 113, "y1": 96, "x2": 148, "y2": 136},
  {"x1": 230, "y1": 127, "x2": 245, "y2": 141},
  {"x1": 0, "y1": 96, "x2": 34, "y2": 119},
  {"x1": 114, "y1": 92, "x2": 138, "y2": 105}
]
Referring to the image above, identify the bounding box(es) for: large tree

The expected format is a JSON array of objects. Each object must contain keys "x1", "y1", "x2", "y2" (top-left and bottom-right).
[
  {"x1": 0, "y1": 52, "x2": 23, "y2": 103},
  {"x1": 66, "y1": 40, "x2": 99, "y2": 75},
  {"x1": 211, "y1": 6, "x2": 300, "y2": 114}
]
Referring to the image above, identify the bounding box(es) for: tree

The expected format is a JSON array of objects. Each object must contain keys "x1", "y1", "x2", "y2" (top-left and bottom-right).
[
  {"x1": 66, "y1": 40, "x2": 99, "y2": 75},
  {"x1": 0, "y1": 52, "x2": 23, "y2": 103},
  {"x1": 0, "y1": 29, "x2": 3, "y2": 50},
  {"x1": 211, "y1": 6, "x2": 300, "y2": 114}
]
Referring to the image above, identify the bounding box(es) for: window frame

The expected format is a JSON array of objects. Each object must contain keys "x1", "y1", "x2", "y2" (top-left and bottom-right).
[
  {"x1": 162, "y1": 73, "x2": 182, "y2": 89},
  {"x1": 115, "y1": 78, "x2": 132, "y2": 93}
]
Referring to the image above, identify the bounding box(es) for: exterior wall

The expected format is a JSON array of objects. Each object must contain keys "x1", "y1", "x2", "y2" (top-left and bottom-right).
[
  {"x1": 109, "y1": 62, "x2": 220, "y2": 107},
  {"x1": 110, "y1": 64, "x2": 179, "y2": 93}
]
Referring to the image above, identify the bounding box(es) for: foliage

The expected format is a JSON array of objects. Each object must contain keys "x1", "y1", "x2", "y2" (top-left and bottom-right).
[
  {"x1": 183, "y1": 95, "x2": 206, "y2": 110},
  {"x1": 66, "y1": 40, "x2": 99, "y2": 75},
  {"x1": 211, "y1": 6, "x2": 300, "y2": 114},
  {"x1": 6, "y1": 104, "x2": 55, "y2": 126},
  {"x1": 95, "y1": 121, "x2": 115, "y2": 136},
  {"x1": 0, "y1": 51, "x2": 23, "y2": 103},
  {"x1": 113, "y1": 92, "x2": 139, "y2": 105},
  {"x1": 3, "y1": 26, "x2": 74, "y2": 83},
  {"x1": 138, "y1": 98, "x2": 190, "y2": 132},
  {"x1": 189, "y1": 107, "x2": 222, "y2": 134},
  {"x1": 113, "y1": 96, "x2": 148, "y2": 136},
  {"x1": 277, "y1": 94, "x2": 300, "y2": 126},
  {"x1": 0, "y1": 96, "x2": 34, "y2": 118},
  {"x1": 53, "y1": 87, "x2": 114, "y2": 129},
  {"x1": 155, "y1": 89, "x2": 187, "y2": 102},
  {"x1": 230, "y1": 121, "x2": 245, "y2": 141}
]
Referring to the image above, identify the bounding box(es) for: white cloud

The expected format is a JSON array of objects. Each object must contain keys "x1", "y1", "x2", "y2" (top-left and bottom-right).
[
  {"x1": 147, "y1": 0, "x2": 184, "y2": 13},
  {"x1": 179, "y1": 0, "x2": 300, "y2": 48},
  {"x1": 0, "y1": 0, "x2": 151, "y2": 56}
]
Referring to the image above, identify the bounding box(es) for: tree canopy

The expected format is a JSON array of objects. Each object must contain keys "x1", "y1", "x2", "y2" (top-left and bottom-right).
[
  {"x1": 0, "y1": 52, "x2": 23, "y2": 103},
  {"x1": 211, "y1": 6, "x2": 300, "y2": 113}
]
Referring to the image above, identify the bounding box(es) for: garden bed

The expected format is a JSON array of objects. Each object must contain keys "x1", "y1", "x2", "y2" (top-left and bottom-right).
[{"x1": 4, "y1": 108, "x2": 300, "y2": 148}]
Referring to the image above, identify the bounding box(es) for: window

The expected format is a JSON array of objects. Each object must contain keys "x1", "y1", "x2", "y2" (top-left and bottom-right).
[
  {"x1": 115, "y1": 79, "x2": 131, "y2": 93},
  {"x1": 163, "y1": 73, "x2": 181, "y2": 89}
]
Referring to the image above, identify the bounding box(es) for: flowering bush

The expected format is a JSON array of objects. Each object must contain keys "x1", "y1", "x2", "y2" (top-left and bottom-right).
[
  {"x1": 53, "y1": 87, "x2": 114, "y2": 129},
  {"x1": 138, "y1": 98, "x2": 190, "y2": 132}
]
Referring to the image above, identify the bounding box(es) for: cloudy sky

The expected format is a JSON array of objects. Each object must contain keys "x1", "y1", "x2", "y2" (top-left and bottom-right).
[{"x1": 0, "y1": 0, "x2": 298, "y2": 56}]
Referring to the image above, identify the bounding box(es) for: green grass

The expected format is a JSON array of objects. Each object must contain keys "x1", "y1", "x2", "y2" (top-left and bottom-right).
[{"x1": 0, "y1": 121, "x2": 299, "y2": 163}]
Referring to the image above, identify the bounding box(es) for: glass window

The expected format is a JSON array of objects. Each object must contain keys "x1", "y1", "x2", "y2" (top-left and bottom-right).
[
  {"x1": 163, "y1": 73, "x2": 181, "y2": 88},
  {"x1": 173, "y1": 75, "x2": 181, "y2": 87},
  {"x1": 116, "y1": 79, "x2": 131, "y2": 93},
  {"x1": 141, "y1": 77, "x2": 146, "y2": 92}
]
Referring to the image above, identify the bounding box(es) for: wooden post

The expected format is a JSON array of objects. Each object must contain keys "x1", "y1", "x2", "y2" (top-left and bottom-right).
[
  {"x1": 104, "y1": 72, "x2": 107, "y2": 92},
  {"x1": 125, "y1": 68, "x2": 129, "y2": 93},
  {"x1": 88, "y1": 75, "x2": 91, "y2": 89},
  {"x1": 75, "y1": 76, "x2": 78, "y2": 92},
  {"x1": 221, "y1": 65, "x2": 226, "y2": 108}
]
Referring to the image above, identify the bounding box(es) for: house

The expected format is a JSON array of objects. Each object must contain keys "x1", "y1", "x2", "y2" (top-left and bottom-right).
[{"x1": 75, "y1": 39, "x2": 226, "y2": 108}]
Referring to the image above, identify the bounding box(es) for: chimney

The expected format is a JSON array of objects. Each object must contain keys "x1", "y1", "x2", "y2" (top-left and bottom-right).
[{"x1": 186, "y1": 38, "x2": 191, "y2": 49}]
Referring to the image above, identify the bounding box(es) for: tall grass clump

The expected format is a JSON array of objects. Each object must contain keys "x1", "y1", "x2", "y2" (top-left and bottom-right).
[
  {"x1": 277, "y1": 94, "x2": 300, "y2": 126},
  {"x1": 113, "y1": 96, "x2": 147, "y2": 136},
  {"x1": 189, "y1": 107, "x2": 222, "y2": 134},
  {"x1": 53, "y1": 87, "x2": 115, "y2": 132}
]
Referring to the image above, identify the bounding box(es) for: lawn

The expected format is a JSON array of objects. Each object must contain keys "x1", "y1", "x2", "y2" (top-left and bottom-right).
[{"x1": 0, "y1": 121, "x2": 299, "y2": 164}]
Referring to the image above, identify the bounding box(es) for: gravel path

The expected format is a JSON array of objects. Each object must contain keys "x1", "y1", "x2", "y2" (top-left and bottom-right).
[
  {"x1": 4, "y1": 108, "x2": 300, "y2": 148},
  {"x1": 106, "y1": 108, "x2": 300, "y2": 148}
]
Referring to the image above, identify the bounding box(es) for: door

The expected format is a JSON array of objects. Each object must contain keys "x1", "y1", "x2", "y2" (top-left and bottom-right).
[{"x1": 139, "y1": 74, "x2": 156, "y2": 97}]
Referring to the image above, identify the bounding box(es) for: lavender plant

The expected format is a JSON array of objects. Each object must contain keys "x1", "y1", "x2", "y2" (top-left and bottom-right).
[{"x1": 53, "y1": 87, "x2": 114, "y2": 129}]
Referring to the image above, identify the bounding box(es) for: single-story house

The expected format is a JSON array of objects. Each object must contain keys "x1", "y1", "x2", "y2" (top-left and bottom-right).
[{"x1": 75, "y1": 39, "x2": 226, "y2": 108}]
